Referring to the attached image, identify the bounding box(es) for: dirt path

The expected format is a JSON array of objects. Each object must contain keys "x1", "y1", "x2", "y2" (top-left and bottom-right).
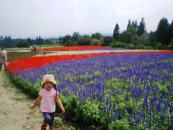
[
  {"x1": 0, "y1": 72, "x2": 42, "y2": 130},
  {"x1": 44, "y1": 50, "x2": 149, "y2": 56}
]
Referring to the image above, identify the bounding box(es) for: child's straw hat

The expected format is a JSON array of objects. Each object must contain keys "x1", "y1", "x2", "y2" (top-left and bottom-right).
[{"x1": 41, "y1": 74, "x2": 56, "y2": 86}]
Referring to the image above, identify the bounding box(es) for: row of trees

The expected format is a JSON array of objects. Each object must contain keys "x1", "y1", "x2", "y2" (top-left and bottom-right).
[
  {"x1": 113, "y1": 18, "x2": 146, "y2": 41},
  {"x1": 58, "y1": 32, "x2": 105, "y2": 46},
  {"x1": 59, "y1": 17, "x2": 173, "y2": 49},
  {"x1": 0, "y1": 33, "x2": 107, "y2": 47},
  {"x1": 0, "y1": 36, "x2": 54, "y2": 48},
  {"x1": 112, "y1": 18, "x2": 173, "y2": 49},
  {"x1": 0, "y1": 17, "x2": 172, "y2": 49}
]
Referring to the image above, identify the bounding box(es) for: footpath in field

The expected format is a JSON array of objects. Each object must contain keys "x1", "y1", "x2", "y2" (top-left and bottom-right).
[
  {"x1": 44, "y1": 49, "x2": 152, "y2": 56},
  {"x1": 0, "y1": 72, "x2": 73, "y2": 130},
  {"x1": 0, "y1": 72, "x2": 42, "y2": 130}
]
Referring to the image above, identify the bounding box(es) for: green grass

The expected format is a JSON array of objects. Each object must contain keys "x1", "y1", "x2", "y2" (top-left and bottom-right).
[
  {"x1": 7, "y1": 52, "x2": 33, "y2": 62},
  {"x1": 7, "y1": 48, "x2": 29, "y2": 51},
  {"x1": 11, "y1": 95, "x2": 27, "y2": 101},
  {"x1": 36, "y1": 44, "x2": 62, "y2": 48}
]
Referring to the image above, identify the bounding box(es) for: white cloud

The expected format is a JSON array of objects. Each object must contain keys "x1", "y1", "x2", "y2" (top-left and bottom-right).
[{"x1": 0, "y1": 0, "x2": 172, "y2": 38}]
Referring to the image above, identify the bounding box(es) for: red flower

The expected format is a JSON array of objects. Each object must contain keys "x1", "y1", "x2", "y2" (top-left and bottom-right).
[{"x1": 7, "y1": 50, "x2": 173, "y2": 73}]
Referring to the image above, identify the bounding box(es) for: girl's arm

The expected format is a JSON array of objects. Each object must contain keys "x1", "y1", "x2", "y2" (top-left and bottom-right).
[
  {"x1": 31, "y1": 96, "x2": 42, "y2": 108},
  {"x1": 55, "y1": 96, "x2": 65, "y2": 113}
]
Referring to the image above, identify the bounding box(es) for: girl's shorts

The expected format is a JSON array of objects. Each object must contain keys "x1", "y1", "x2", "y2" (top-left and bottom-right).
[{"x1": 42, "y1": 112, "x2": 55, "y2": 126}]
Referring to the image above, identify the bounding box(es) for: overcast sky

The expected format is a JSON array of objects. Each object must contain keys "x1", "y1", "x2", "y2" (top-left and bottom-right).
[{"x1": 0, "y1": 0, "x2": 173, "y2": 38}]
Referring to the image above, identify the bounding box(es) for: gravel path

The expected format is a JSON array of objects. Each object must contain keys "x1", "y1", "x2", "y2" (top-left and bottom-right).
[
  {"x1": 44, "y1": 50, "x2": 159, "y2": 56},
  {"x1": 0, "y1": 72, "x2": 73, "y2": 130},
  {"x1": 0, "y1": 72, "x2": 42, "y2": 130}
]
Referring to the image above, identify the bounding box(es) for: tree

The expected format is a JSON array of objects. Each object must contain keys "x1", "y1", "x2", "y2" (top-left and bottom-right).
[
  {"x1": 134, "y1": 20, "x2": 138, "y2": 28},
  {"x1": 91, "y1": 33, "x2": 103, "y2": 40},
  {"x1": 113, "y1": 23, "x2": 120, "y2": 40},
  {"x1": 127, "y1": 19, "x2": 131, "y2": 30},
  {"x1": 58, "y1": 36, "x2": 64, "y2": 44},
  {"x1": 26, "y1": 38, "x2": 33, "y2": 45},
  {"x1": 156, "y1": 18, "x2": 169, "y2": 45},
  {"x1": 63, "y1": 35, "x2": 72, "y2": 46},
  {"x1": 1, "y1": 36, "x2": 13, "y2": 47},
  {"x1": 91, "y1": 39, "x2": 101, "y2": 45},
  {"x1": 149, "y1": 31, "x2": 156, "y2": 43},
  {"x1": 126, "y1": 20, "x2": 138, "y2": 35},
  {"x1": 35, "y1": 36, "x2": 44, "y2": 45},
  {"x1": 119, "y1": 31, "x2": 132, "y2": 43},
  {"x1": 138, "y1": 18, "x2": 146, "y2": 36},
  {"x1": 72, "y1": 32, "x2": 80, "y2": 41},
  {"x1": 78, "y1": 35, "x2": 91, "y2": 45},
  {"x1": 168, "y1": 20, "x2": 173, "y2": 42},
  {"x1": 16, "y1": 40, "x2": 28, "y2": 47},
  {"x1": 0, "y1": 36, "x2": 3, "y2": 40},
  {"x1": 120, "y1": 20, "x2": 138, "y2": 43},
  {"x1": 103, "y1": 36, "x2": 113, "y2": 46}
]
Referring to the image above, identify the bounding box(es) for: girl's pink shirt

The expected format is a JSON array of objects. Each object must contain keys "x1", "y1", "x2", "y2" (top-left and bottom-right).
[{"x1": 39, "y1": 88, "x2": 57, "y2": 113}]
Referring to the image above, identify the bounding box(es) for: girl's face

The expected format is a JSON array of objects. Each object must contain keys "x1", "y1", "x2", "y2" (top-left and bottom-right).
[{"x1": 44, "y1": 82, "x2": 53, "y2": 91}]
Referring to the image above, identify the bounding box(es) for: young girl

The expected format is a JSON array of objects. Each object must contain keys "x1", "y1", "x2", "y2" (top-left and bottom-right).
[{"x1": 32, "y1": 74, "x2": 65, "y2": 130}]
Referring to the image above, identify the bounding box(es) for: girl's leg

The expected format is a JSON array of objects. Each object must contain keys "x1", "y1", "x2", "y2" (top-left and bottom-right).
[
  {"x1": 4, "y1": 63, "x2": 7, "y2": 71},
  {"x1": 49, "y1": 113, "x2": 55, "y2": 130},
  {"x1": 43, "y1": 112, "x2": 55, "y2": 129},
  {"x1": 41, "y1": 122, "x2": 47, "y2": 130},
  {"x1": 42, "y1": 113, "x2": 49, "y2": 130},
  {"x1": 49, "y1": 125, "x2": 54, "y2": 130},
  {"x1": 43, "y1": 113, "x2": 52, "y2": 125},
  {"x1": 0, "y1": 63, "x2": 2, "y2": 71}
]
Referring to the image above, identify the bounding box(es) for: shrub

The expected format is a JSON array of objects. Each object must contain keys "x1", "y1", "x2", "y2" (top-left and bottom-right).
[
  {"x1": 108, "y1": 118, "x2": 130, "y2": 130},
  {"x1": 111, "y1": 41, "x2": 127, "y2": 48},
  {"x1": 103, "y1": 36, "x2": 113, "y2": 46},
  {"x1": 54, "y1": 116, "x2": 63, "y2": 128},
  {"x1": 68, "y1": 126, "x2": 76, "y2": 130},
  {"x1": 90, "y1": 39, "x2": 101, "y2": 45},
  {"x1": 126, "y1": 43, "x2": 135, "y2": 49},
  {"x1": 78, "y1": 101, "x2": 101, "y2": 124},
  {"x1": 142, "y1": 45, "x2": 153, "y2": 50},
  {"x1": 60, "y1": 94, "x2": 79, "y2": 117},
  {"x1": 168, "y1": 39, "x2": 173, "y2": 49},
  {"x1": 8, "y1": 73, "x2": 39, "y2": 98}
]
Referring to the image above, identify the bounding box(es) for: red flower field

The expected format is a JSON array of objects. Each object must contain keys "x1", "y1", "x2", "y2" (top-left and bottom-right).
[{"x1": 7, "y1": 50, "x2": 173, "y2": 73}]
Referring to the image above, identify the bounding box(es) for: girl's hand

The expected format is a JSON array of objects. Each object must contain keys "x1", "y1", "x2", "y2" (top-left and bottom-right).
[
  {"x1": 31, "y1": 96, "x2": 41, "y2": 109},
  {"x1": 61, "y1": 108, "x2": 65, "y2": 114},
  {"x1": 30, "y1": 104, "x2": 36, "y2": 109},
  {"x1": 60, "y1": 113, "x2": 65, "y2": 119}
]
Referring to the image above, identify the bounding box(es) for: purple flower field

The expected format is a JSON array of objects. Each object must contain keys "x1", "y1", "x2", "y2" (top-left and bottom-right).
[{"x1": 14, "y1": 53, "x2": 173, "y2": 129}]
